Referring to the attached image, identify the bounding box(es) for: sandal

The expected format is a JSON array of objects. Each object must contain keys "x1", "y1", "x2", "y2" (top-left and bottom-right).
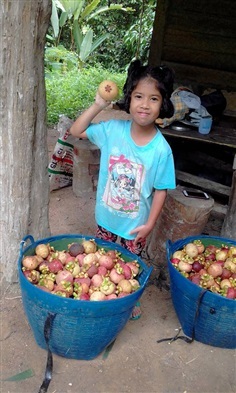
[{"x1": 130, "y1": 301, "x2": 141, "y2": 320}]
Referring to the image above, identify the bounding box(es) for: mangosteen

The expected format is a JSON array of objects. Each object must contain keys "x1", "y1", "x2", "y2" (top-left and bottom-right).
[{"x1": 68, "y1": 242, "x2": 85, "y2": 257}]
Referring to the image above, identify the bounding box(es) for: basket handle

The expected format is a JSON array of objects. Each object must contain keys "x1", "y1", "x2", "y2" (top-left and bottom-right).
[{"x1": 19, "y1": 235, "x2": 35, "y2": 254}]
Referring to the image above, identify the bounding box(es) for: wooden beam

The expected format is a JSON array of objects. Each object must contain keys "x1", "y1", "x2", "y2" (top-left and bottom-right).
[
  {"x1": 212, "y1": 203, "x2": 227, "y2": 216},
  {"x1": 161, "y1": 62, "x2": 236, "y2": 91},
  {"x1": 176, "y1": 170, "x2": 231, "y2": 197},
  {"x1": 233, "y1": 154, "x2": 236, "y2": 170},
  {"x1": 148, "y1": 0, "x2": 170, "y2": 66}
]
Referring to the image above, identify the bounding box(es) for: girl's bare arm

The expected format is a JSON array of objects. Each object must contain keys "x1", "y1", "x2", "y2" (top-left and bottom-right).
[
  {"x1": 130, "y1": 189, "x2": 167, "y2": 244},
  {"x1": 145, "y1": 189, "x2": 167, "y2": 230},
  {"x1": 70, "y1": 93, "x2": 110, "y2": 138}
]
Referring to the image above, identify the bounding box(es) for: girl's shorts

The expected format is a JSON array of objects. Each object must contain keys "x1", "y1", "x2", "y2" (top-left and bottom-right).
[{"x1": 96, "y1": 225, "x2": 146, "y2": 257}]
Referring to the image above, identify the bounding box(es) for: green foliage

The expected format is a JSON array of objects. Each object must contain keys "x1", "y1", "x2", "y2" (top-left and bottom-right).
[
  {"x1": 45, "y1": 1, "x2": 157, "y2": 124},
  {"x1": 45, "y1": 45, "x2": 78, "y2": 72},
  {"x1": 72, "y1": 21, "x2": 109, "y2": 67},
  {"x1": 87, "y1": 0, "x2": 156, "y2": 71},
  {"x1": 49, "y1": 0, "x2": 134, "y2": 67},
  {"x1": 124, "y1": 0, "x2": 155, "y2": 61},
  {"x1": 123, "y1": 2, "x2": 155, "y2": 61},
  {"x1": 45, "y1": 66, "x2": 126, "y2": 125}
]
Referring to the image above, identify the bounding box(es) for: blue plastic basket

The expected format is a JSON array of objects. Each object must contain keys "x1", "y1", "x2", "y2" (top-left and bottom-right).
[
  {"x1": 167, "y1": 235, "x2": 236, "y2": 349},
  {"x1": 18, "y1": 234, "x2": 153, "y2": 360}
]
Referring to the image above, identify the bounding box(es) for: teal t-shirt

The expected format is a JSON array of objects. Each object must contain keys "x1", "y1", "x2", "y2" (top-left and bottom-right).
[{"x1": 86, "y1": 119, "x2": 176, "y2": 240}]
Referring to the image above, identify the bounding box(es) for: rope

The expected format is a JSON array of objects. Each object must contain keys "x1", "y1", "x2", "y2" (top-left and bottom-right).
[
  {"x1": 157, "y1": 289, "x2": 208, "y2": 344},
  {"x1": 38, "y1": 313, "x2": 57, "y2": 393}
]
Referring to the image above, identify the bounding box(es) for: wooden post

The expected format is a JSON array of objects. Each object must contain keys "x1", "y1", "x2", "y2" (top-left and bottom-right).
[
  {"x1": 148, "y1": 0, "x2": 169, "y2": 66},
  {"x1": 221, "y1": 170, "x2": 236, "y2": 239}
]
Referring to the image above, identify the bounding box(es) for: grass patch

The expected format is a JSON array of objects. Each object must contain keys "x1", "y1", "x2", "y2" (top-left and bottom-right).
[{"x1": 45, "y1": 66, "x2": 126, "y2": 125}]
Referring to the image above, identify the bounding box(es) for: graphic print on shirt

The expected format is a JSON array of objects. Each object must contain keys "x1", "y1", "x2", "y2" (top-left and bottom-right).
[{"x1": 103, "y1": 154, "x2": 144, "y2": 214}]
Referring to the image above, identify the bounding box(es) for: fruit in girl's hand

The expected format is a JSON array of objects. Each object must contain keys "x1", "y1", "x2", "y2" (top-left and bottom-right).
[{"x1": 98, "y1": 80, "x2": 119, "y2": 101}]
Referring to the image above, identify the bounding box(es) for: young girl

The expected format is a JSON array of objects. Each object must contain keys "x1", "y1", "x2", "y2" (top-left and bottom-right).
[{"x1": 70, "y1": 60, "x2": 176, "y2": 318}]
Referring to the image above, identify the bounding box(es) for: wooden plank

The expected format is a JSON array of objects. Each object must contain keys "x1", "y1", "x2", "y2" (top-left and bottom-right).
[
  {"x1": 163, "y1": 47, "x2": 235, "y2": 72},
  {"x1": 160, "y1": 62, "x2": 236, "y2": 91},
  {"x1": 173, "y1": 151, "x2": 233, "y2": 182},
  {"x1": 166, "y1": 21, "x2": 235, "y2": 40},
  {"x1": 162, "y1": 126, "x2": 236, "y2": 150},
  {"x1": 178, "y1": 151, "x2": 233, "y2": 174},
  {"x1": 149, "y1": 0, "x2": 236, "y2": 87},
  {"x1": 163, "y1": 32, "x2": 235, "y2": 59},
  {"x1": 233, "y1": 155, "x2": 236, "y2": 170},
  {"x1": 164, "y1": 28, "x2": 236, "y2": 50},
  {"x1": 167, "y1": 10, "x2": 235, "y2": 37},
  {"x1": 176, "y1": 170, "x2": 231, "y2": 196},
  {"x1": 167, "y1": 0, "x2": 236, "y2": 18},
  {"x1": 212, "y1": 202, "x2": 227, "y2": 216},
  {"x1": 149, "y1": 0, "x2": 170, "y2": 65}
]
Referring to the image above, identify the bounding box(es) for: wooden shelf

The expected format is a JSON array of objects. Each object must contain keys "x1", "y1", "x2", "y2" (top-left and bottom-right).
[
  {"x1": 161, "y1": 116, "x2": 236, "y2": 149},
  {"x1": 161, "y1": 115, "x2": 236, "y2": 237}
]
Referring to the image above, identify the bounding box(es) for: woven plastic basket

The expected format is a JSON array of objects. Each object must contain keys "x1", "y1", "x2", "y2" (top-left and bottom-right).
[
  {"x1": 18, "y1": 234, "x2": 153, "y2": 360},
  {"x1": 167, "y1": 235, "x2": 236, "y2": 349}
]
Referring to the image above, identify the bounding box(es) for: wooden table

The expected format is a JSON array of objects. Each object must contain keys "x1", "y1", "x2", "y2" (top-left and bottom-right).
[{"x1": 161, "y1": 116, "x2": 236, "y2": 238}]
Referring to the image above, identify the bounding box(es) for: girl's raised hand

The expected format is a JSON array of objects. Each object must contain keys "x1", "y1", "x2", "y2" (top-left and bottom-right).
[{"x1": 95, "y1": 91, "x2": 111, "y2": 109}]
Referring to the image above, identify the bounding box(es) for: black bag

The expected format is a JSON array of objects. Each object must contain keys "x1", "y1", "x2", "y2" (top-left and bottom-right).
[{"x1": 200, "y1": 90, "x2": 227, "y2": 118}]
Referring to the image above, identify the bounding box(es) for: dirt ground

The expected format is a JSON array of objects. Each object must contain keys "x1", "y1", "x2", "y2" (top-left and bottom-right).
[{"x1": 1, "y1": 108, "x2": 235, "y2": 393}]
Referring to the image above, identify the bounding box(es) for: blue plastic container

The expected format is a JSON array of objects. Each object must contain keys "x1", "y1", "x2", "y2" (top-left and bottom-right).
[
  {"x1": 167, "y1": 235, "x2": 236, "y2": 349},
  {"x1": 18, "y1": 234, "x2": 152, "y2": 360}
]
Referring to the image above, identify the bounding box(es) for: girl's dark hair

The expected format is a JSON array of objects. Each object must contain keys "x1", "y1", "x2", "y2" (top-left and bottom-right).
[{"x1": 123, "y1": 59, "x2": 175, "y2": 118}]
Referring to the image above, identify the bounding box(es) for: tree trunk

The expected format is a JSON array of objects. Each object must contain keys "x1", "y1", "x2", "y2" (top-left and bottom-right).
[{"x1": 0, "y1": 0, "x2": 52, "y2": 283}]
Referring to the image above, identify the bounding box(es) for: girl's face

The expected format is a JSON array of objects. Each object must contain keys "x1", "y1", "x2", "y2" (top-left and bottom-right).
[{"x1": 129, "y1": 77, "x2": 162, "y2": 128}]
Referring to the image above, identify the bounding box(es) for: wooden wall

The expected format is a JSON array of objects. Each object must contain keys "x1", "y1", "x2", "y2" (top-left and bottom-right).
[{"x1": 149, "y1": 0, "x2": 236, "y2": 93}]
